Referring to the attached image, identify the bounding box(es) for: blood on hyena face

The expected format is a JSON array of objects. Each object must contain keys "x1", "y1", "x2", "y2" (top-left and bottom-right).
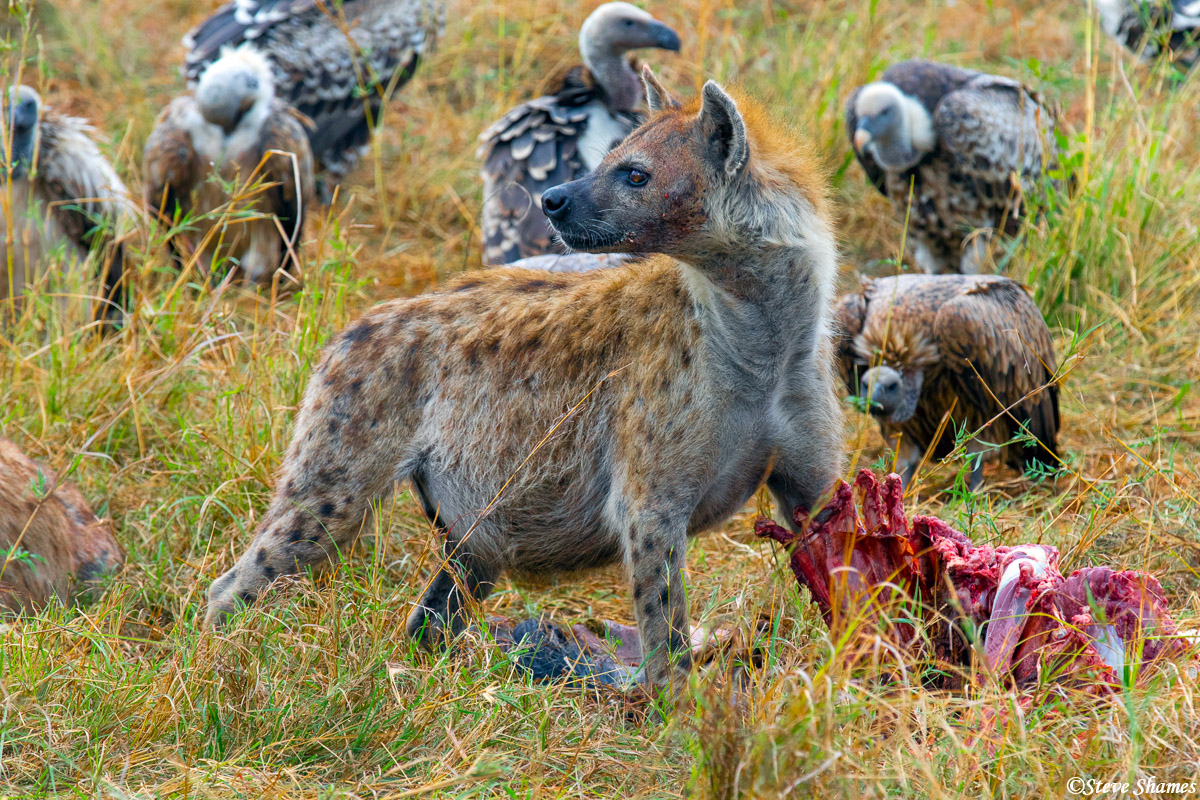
[{"x1": 541, "y1": 113, "x2": 712, "y2": 255}]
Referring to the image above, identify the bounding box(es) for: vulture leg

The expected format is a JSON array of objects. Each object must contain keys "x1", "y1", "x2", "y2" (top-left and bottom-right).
[
  {"x1": 239, "y1": 218, "x2": 284, "y2": 288},
  {"x1": 966, "y1": 439, "x2": 987, "y2": 491},
  {"x1": 911, "y1": 239, "x2": 944, "y2": 275},
  {"x1": 959, "y1": 233, "x2": 991, "y2": 275},
  {"x1": 95, "y1": 242, "x2": 127, "y2": 329},
  {"x1": 890, "y1": 435, "x2": 922, "y2": 488}
]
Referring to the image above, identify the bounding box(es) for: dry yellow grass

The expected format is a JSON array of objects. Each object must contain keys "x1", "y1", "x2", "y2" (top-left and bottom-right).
[{"x1": 2, "y1": 0, "x2": 1200, "y2": 797}]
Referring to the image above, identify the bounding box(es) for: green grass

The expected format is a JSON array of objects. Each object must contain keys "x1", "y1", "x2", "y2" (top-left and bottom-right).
[{"x1": 2, "y1": 0, "x2": 1200, "y2": 796}]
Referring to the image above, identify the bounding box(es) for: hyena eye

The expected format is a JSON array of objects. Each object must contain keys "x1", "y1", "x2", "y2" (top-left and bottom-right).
[{"x1": 626, "y1": 168, "x2": 649, "y2": 187}]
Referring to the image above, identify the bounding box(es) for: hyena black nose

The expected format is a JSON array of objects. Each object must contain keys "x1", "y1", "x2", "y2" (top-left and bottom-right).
[{"x1": 541, "y1": 186, "x2": 570, "y2": 222}]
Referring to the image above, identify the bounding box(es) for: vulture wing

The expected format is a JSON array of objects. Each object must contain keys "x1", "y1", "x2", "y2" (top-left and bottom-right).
[
  {"x1": 933, "y1": 75, "x2": 1057, "y2": 186},
  {"x1": 878, "y1": 60, "x2": 979, "y2": 112},
  {"x1": 37, "y1": 111, "x2": 133, "y2": 321},
  {"x1": 257, "y1": 100, "x2": 316, "y2": 271},
  {"x1": 932, "y1": 278, "x2": 1059, "y2": 470},
  {"x1": 142, "y1": 97, "x2": 201, "y2": 234},
  {"x1": 477, "y1": 67, "x2": 637, "y2": 265},
  {"x1": 183, "y1": 1, "x2": 325, "y2": 82},
  {"x1": 832, "y1": 281, "x2": 871, "y2": 396}
]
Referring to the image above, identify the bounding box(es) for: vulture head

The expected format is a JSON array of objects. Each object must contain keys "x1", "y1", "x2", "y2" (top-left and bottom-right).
[
  {"x1": 580, "y1": 3, "x2": 681, "y2": 110},
  {"x1": 580, "y1": 2, "x2": 682, "y2": 62},
  {"x1": 851, "y1": 82, "x2": 935, "y2": 171},
  {"x1": 4, "y1": 85, "x2": 41, "y2": 181},
  {"x1": 195, "y1": 46, "x2": 275, "y2": 135},
  {"x1": 859, "y1": 364, "x2": 924, "y2": 425}
]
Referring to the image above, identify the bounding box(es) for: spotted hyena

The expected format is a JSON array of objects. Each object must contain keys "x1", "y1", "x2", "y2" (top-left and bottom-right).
[{"x1": 206, "y1": 68, "x2": 845, "y2": 692}]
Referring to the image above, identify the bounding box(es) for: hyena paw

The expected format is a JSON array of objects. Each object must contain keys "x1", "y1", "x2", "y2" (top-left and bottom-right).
[
  {"x1": 405, "y1": 602, "x2": 456, "y2": 649},
  {"x1": 203, "y1": 567, "x2": 252, "y2": 630}
]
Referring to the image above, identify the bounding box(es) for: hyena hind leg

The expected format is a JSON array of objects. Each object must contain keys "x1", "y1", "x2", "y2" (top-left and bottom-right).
[
  {"x1": 204, "y1": 394, "x2": 415, "y2": 628},
  {"x1": 406, "y1": 536, "x2": 501, "y2": 649}
]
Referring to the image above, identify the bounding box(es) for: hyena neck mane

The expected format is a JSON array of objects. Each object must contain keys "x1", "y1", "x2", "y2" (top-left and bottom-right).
[{"x1": 679, "y1": 93, "x2": 838, "y2": 361}]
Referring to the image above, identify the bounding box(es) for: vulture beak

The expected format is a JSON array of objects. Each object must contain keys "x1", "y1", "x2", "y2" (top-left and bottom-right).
[
  {"x1": 853, "y1": 125, "x2": 871, "y2": 152},
  {"x1": 649, "y1": 21, "x2": 682, "y2": 52}
]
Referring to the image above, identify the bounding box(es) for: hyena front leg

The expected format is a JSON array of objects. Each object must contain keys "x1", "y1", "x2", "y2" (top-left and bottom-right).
[
  {"x1": 768, "y1": 370, "x2": 846, "y2": 519},
  {"x1": 205, "y1": 359, "x2": 416, "y2": 628},
  {"x1": 624, "y1": 507, "x2": 692, "y2": 692}
]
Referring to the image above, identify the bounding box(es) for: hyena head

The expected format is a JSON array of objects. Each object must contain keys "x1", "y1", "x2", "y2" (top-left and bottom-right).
[{"x1": 541, "y1": 66, "x2": 831, "y2": 265}]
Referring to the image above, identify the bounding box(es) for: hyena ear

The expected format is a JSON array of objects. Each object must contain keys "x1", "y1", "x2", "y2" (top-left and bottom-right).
[
  {"x1": 698, "y1": 81, "x2": 749, "y2": 180},
  {"x1": 642, "y1": 65, "x2": 681, "y2": 113}
]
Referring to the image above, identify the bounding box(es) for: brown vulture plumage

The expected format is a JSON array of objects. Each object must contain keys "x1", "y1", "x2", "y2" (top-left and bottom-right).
[
  {"x1": 0, "y1": 437, "x2": 124, "y2": 613},
  {"x1": 1, "y1": 86, "x2": 133, "y2": 325},
  {"x1": 845, "y1": 60, "x2": 1065, "y2": 275},
  {"x1": 833, "y1": 273, "x2": 1060, "y2": 488},
  {"x1": 477, "y1": 2, "x2": 681, "y2": 265},
  {"x1": 144, "y1": 47, "x2": 315, "y2": 289}
]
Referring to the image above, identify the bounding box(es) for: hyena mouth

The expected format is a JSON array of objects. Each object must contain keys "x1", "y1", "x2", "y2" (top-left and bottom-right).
[{"x1": 551, "y1": 224, "x2": 629, "y2": 254}]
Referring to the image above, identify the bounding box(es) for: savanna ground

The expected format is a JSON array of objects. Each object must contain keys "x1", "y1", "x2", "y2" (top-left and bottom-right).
[{"x1": 2, "y1": 0, "x2": 1200, "y2": 796}]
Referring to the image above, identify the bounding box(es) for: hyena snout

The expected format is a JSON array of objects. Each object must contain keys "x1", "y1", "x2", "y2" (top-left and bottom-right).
[
  {"x1": 541, "y1": 175, "x2": 629, "y2": 253},
  {"x1": 540, "y1": 184, "x2": 572, "y2": 222}
]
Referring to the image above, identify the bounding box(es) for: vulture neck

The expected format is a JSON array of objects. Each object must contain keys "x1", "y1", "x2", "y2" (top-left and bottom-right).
[
  {"x1": 876, "y1": 96, "x2": 934, "y2": 171},
  {"x1": 581, "y1": 48, "x2": 643, "y2": 112},
  {"x1": 223, "y1": 100, "x2": 271, "y2": 155}
]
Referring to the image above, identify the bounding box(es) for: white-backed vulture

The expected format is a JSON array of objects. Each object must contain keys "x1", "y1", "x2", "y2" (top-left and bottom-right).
[
  {"x1": 1, "y1": 86, "x2": 132, "y2": 324},
  {"x1": 184, "y1": 0, "x2": 443, "y2": 187},
  {"x1": 845, "y1": 60, "x2": 1065, "y2": 275},
  {"x1": 833, "y1": 274, "x2": 1060, "y2": 489},
  {"x1": 144, "y1": 46, "x2": 315, "y2": 288},
  {"x1": 1093, "y1": 0, "x2": 1200, "y2": 70},
  {"x1": 477, "y1": 2, "x2": 681, "y2": 265},
  {"x1": 0, "y1": 437, "x2": 124, "y2": 614}
]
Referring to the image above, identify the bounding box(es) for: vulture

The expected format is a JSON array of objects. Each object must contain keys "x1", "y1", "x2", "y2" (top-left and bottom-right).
[
  {"x1": 846, "y1": 60, "x2": 1064, "y2": 275},
  {"x1": 833, "y1": 274, "x2": 1060, "y2": 489},
  {"x1": 0, "y1": 437, "x2": 124, "y2": 613},
  {"x1": 183, "y1": 0, "x2": 443, "y2": 189},
  {"x1": 1092, "y1": 0, "x2": 1200, "y2": 70},
  {"x1": 1, "y1": 86, "x2": 132, "y2": 325},
  {"x1": 477, "y1": 2, "x2": 681, "y2": 265},
  {"x1": 143, "y1": 46, "x2": 315, "y2": 288}
]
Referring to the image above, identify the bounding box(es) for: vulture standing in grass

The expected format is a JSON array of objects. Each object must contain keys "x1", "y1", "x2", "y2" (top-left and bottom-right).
[
  {"x1": 477, "y1": 2, "x2": 681, "y2": 265},
  {"x1": 144, "y1": 46, "x2": 315, "y2": 288},
  {"x1": 1, "y1": 86, "x2": 132, "y2": 324},
  {"x1": 1092, "y1": 0, "x2": 1200, "y2": 70},
  {"x1": 846, "y1": 60, "x2": 1064, "y2": 275},
  {"x1": 183, "y1": 0, "x2": 443, "y2": 189},
  {"x1": 834, "y1": 274, "x2": 1060, "y2": 489}
]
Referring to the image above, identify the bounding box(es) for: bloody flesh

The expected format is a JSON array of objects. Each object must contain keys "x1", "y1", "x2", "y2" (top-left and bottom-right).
[{"x1": 756, "y1": 470, "x2": 1193, "y2": 690}]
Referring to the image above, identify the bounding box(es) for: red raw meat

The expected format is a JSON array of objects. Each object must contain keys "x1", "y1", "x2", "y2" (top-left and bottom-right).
[{"x1": 756, "y1": 469, "x2": 1194, "y2": 692}]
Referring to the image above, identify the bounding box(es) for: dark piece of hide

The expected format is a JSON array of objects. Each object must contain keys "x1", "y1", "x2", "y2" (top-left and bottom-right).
[
  {"x1": 490, "y1": 616, "x2": 763, "y2": 689},
  {"x1": 756, "y1": 469, "x2": 1193, "y2": 691},
  {"x1": 494, "y1": 618, "x2": 635, "y2": 688}
]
